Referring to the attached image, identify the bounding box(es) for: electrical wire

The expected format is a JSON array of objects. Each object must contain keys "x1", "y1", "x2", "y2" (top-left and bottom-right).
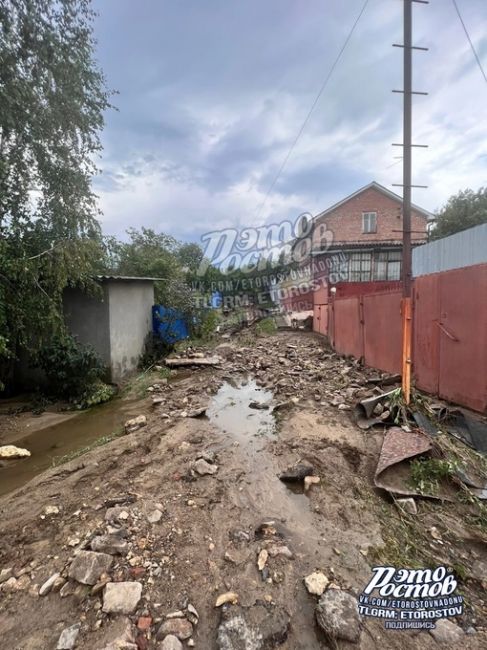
[
  {"x1": 452, "y1": 0, "x2": 487, "y2": 85},
  {"x1": 254, "y1": 0, "x2": 370, "y2": 220}
]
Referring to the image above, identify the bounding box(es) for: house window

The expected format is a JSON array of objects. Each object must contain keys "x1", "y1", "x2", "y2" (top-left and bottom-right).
[
  {"x1": 374, "y1": 250, "x2": 402, "y2": 280},
  {"x1": 349, "y1": 252, "x2": 372, "y2": 282},
  {"x1": 362, "y1": 212, "x2": 377, "y2": 234}
]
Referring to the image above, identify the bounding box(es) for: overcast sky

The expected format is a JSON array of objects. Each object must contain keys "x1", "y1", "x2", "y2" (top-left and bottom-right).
[{"x1": 92, "y1": 0, "x2": 487, "y2": 243}]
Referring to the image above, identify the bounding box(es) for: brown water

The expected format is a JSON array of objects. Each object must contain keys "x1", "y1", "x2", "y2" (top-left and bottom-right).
[
  {"x1": 0, "y1": 397, "x2": 143, "y2": 497},
  {"x1": 206, "y1": 377, "x2": 316, "y2": 534},
  {"x1": 206, "y1": 377, "x2": 324, "y2": 648}
]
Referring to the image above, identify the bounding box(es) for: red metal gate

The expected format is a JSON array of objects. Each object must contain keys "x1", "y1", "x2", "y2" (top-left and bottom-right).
[{"x1": 414, "y1": 264, "x2": 487, "y2": 413}]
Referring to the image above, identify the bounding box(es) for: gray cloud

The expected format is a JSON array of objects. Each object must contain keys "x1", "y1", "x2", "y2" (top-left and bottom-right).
[{"x1": 92, "y1": 0, "x2": 487, "y2": 241}]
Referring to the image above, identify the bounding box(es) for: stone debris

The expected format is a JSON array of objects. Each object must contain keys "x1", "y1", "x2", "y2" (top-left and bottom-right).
[
  {"x1": 279, "y1": 463, "x2": 314, "y2": 483},
  {"x1": 429, "y1": 619, "x2": 465, "y2": 644},
  {"x1": 147, "y1": 508, "x2": 163, "y2": 524},
  {"x1": 193, "y1": 458, "x2": 218, "y2": 476},
  {"x1": 303, "y1": 476, "x2": 320, "y2": 491},
  {"x1": 91, "y1": 533, "x2": 129, "y2": 555},
  {"x1": 315, "y1": 588, "x2": 361, "y2": 644},
  {"x1": 0, "y1": 567, "x2": 13, "y2": 584},
  {"x1": 102, "y1": 581, "x2": 143, "y2": 614},
  {"x1": 396, "y1": 497, "x2": 417, "y2": 515},
  {"x1": 56, "y1": 623, "x2": 81, "y2": 650},
  {"x1": 44, "y1": 504, "x2": 60, "y2": 516},
  {"x1": 216, "y1": 604, "x2": 290, "y2": 650},
  {"x1": 249, "y1": 401, "x2": 270, "y2": 410},
  {"x1": 39, "y1": 571, "x2": 61, "y2": 596},
  {"x1": 267, "y1": 545, "x2": 293, "y2": 560},
  {"x1": 68, "y1": 550, "x2": 113, "y2": 585},
  {"x1": 0, "y1": 445, "x2": 31, "y2": 459},
  {"x1": 215, "y1": 591, "x2": 239, "y2": 607},
  {"x1": 186, "y1": 603, "x2": 199, "y2": 625},
  {"x1": 156, "y1": 618, "x2": 193, "y2": 641},
  {"x1": 304, "y1": 571, "x2": 329, "y2": 596},
  {"x1": 257, "y1": 549, "x2": 268, "y2": 571},
  {"x1": 124, "y1": 415, "x2": 147, "y2": 433},
  {"x1": 159, "y1": 636, "x2": 183, "y2": 650}
]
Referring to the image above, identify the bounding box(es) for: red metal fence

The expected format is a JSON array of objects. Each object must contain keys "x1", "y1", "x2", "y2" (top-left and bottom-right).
[
  {"x1": 414, "y1": 264, "x2": 487, "y2": 413},
  {"x1": 320, "y1": 264, "x2": 487, "y2": 413}
]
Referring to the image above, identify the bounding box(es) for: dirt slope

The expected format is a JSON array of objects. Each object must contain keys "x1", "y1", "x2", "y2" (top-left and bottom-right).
[{"x1": 0, "y1": 332, "x2": 485, "y2": 650}]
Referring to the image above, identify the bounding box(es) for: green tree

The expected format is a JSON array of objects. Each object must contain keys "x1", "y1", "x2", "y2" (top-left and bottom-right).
[
  {"x1": 105, "y1": 228, "x2": 200, "y2": 319},
  {"x1": 432, "y1": 187, "x2": 487, "y2": 240},
  {"x1": 0, "y1": 0, "x2": 112, "y2": 390}
]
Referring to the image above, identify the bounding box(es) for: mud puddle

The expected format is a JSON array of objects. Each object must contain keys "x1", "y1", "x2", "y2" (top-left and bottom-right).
[
  {"x1": 207, "y1": 377, "x2": 317, "y2": 539},
  {"x1": 207, "y1": 377, "x2": 325, "y2": 648},
  {"x1": 0, "y1": 397, "x2": 143, "y2": 497}
]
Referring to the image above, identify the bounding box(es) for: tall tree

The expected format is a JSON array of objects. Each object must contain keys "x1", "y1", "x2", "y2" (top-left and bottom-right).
[
  {"x1": 432, "y1": 187, "x2": 487, "y2": 240},
  {"x1": 0, "y1": 0, "x2": 112, "y2": 389}
]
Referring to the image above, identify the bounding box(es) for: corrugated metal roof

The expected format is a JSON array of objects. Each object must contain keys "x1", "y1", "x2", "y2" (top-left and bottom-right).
[{"x1": 96, "y1": 275, "x2": 163, "y2": 282}]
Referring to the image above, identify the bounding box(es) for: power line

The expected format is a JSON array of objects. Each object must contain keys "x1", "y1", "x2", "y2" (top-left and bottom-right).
[
  {"x1": 452, "y1": 0, "x2": 487, "y2": 85},
  {"x1": 254, "y1": 0, "x2": 370, "y2": 220}
]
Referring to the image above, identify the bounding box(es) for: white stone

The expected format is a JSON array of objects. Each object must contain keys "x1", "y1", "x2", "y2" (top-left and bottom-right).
[
  {"x1": 103, "y1": 581, "x2": 142, "y2": 614},
  {"x1": 39, "y1": 572, "x2": 61, "y2": 596},
  {"x1": 57, "y1": 623, "x2": 81, "y2": 650},
  {"x1": 159, "y1": 635, "x2": 183, "y2": 650},
  {"x1": 304, "y1": 571, "x2": 329, "y2": 596},
  {"x1": 0, "y1": 445, "x2": 31, "y2": 459}
]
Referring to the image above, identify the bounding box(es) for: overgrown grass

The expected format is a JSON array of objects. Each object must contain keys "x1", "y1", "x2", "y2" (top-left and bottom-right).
[
  {"x1": 52, "y1": 427, "x2": 125, "y2": 467},
  {"x1": 121, "y1": 366, "x2": 172, "y2": 399},
  {"x1": 409, "y1": 457, "x2": 460, "y2": 496},
  {"x1": 255, "y1": 317, "x2": 277, "y2": 335}
]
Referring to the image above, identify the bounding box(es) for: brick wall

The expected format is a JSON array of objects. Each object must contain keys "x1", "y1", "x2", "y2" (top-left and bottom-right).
[{"x1": 312, "y1": 186, "x2": 427, "y2": 248}]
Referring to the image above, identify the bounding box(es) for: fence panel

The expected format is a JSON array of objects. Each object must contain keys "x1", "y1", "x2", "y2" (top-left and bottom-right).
[
  {"x1": 437, "y1": 265, "x2": 487, "y2": 413},
  {"x1": 413, "y1": 274, "x2": 440, "y2": 395},
  {"x1": 363, "y1": 291, "x2": 402, "y2": 375},
  {"x1": 333, "y1": 297, "x2": 363, "y2": 359}
]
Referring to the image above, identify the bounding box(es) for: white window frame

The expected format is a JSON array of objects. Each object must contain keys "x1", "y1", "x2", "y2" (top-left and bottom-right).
[{"x1": 362, "y1": 211, "x2": 377, "y2": 234}]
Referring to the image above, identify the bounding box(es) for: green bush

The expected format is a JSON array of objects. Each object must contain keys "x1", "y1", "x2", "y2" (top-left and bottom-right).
[
  {"x1": 256, "y1": 317, "x2": 277, "y2": 335},
  {"x1": 37, "y1": 334, "x2": 106, "y2": 400},
  {"x1": 200, "y1": 310, "x2": 219, "y2": 340},
  {"x1": 76, "y1": 380, "x2": 116, "y2": 409}
]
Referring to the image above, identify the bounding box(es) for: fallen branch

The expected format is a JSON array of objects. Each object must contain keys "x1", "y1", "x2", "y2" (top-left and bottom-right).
[{"x1": 165, "y1": 357, "x2": 220, "y2": 367}]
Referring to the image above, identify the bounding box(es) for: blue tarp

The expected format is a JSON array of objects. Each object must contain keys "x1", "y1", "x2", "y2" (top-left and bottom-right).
[{"x1": 152, "y1": 305, "x2": 189, "y2": 344}]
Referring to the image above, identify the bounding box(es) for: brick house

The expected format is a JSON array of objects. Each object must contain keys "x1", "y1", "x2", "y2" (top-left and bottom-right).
[
  {"x1": 277, "y1": 181, "x2": 432, "y2": 321},
  {"x1": 311, "y1": 181, "x2": 432, "y2": 283}
]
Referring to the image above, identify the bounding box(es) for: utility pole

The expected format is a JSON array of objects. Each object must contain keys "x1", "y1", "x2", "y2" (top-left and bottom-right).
[{"x1": 392, "y1": 0, "x2": 428, "y2": 404}]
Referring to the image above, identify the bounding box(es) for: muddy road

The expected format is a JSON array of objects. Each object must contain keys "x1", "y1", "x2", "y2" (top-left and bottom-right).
[{"x1": 0, "y1": 331, "x2": 486, "y2": 649}]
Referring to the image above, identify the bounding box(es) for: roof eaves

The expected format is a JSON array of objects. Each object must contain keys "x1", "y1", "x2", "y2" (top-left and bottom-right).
[{"x1": 313, "y1": 181, "x2": 434, "y2": 221}]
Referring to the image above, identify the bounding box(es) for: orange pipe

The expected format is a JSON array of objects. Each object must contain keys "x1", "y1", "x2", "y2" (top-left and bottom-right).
[{"x1": 401, "y1": 297, "x2": 412, "y2": 404}]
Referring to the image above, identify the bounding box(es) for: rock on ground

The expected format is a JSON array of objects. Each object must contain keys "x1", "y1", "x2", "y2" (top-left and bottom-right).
[
  {"x1": 193, "y1": 458, "x2": 218, "y2": 476},
  {"x1": 91, "y1": 533, "x2": 129, "y2": 555},
  {"x1": 315, "y1": 588, "x2": 361, "y2": 644},
  {"x1": 39, "y1": 571, "x2": 61, "y2": 596},
  {"x1": 124, "y1": 415, "x2": 147, "y2": 433},
  {"x1": 217, "y1": 604, "x2": 290, "y2": 650},
  {"x1": 156, "y1": 618, "x2": 193, "y2": 641},
  {"x1": 279, "y1": 463, "x2": 314, "y2": 483},
  {"x1": 430, "y1": 619, "x2": 465, "y2": 644},
  {"x1": 56, "y1": 623, "x2": 81, "y2": 650},
  {"x1": 102, "y1": 581, "x2": 143, "y2": 614},
  {"x1": 68, "y1": 550, "x2": 113, "y2": 585},
  {"x1": 158, "y1": 635, "x2": 184, "y2": 650},
  {"x1": 0, "y1": 445, "x2": 31, "y2": 458},
  {"x1": 304, "y1": 571, "x2": 329, "y2": 596}
]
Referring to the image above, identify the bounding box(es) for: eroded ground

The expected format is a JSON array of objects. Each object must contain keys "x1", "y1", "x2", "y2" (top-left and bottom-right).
[{"x1": 0, "y1": 331, "x2": 486, "y2": 650}]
